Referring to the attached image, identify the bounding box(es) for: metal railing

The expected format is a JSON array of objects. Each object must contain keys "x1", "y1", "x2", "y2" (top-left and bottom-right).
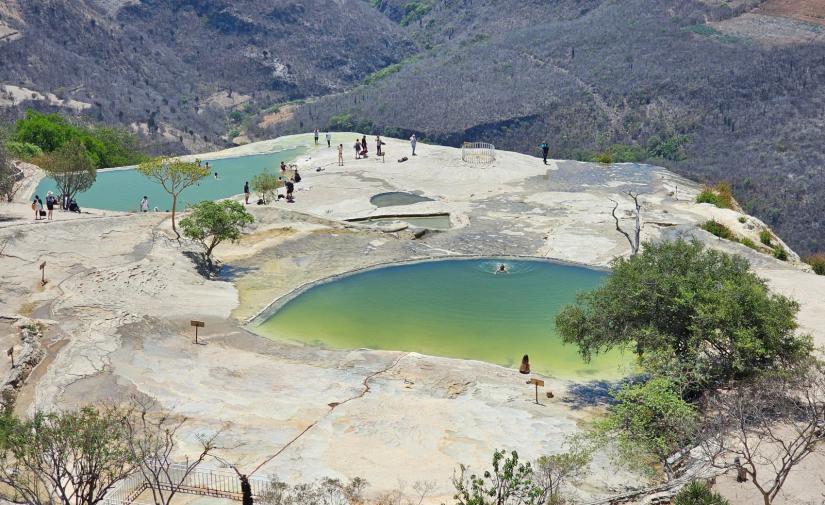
[
  {"x1": 461, "y1": 142, "x2": 496, "y2": 164},
  {"x1": 103, "y1": 463, "x2": 272, "y2": 505}
]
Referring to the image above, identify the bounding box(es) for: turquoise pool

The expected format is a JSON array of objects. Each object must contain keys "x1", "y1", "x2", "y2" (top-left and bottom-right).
[{"x1": 33, "y1": 148, "x2": 304, "y2": 212}]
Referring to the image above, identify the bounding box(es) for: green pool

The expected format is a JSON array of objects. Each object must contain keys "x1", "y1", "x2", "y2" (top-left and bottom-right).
[
  {"x1": 33, "y1": 148, "x2": 304, "y2": 212},
  {"x1": 253, "y1": 258, "x2": 632, "y2": 379}
]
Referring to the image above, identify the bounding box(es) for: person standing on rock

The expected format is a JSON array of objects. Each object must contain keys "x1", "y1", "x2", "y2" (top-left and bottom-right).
[
  {"x1": 410, "y1": 134, "x2": 417, "y2": 156},
  {"x1": 140, "y1": 196, "x2": 149, "y2": 213},
  {"x1": 314, "y1": 128, "x2": 320, "y2": 145},
  {"x1": 376, "y1": 135, "x2": 383, "y2": 156},
  {"x1": 325, "y1": 131, "x2": 332, "y2": 148},
  {"x1": 540, "y1": 141, "x2": 549, "y2": 165},
  {"x1": 361, "y1": 135, "x2": 368, "y2": 158},
  {"x1": 355, "y1": 139, "x2": 361, "y2": 159},
  {"x1": 32, "y1": 195, "x2": 43, "y2": 221},
  {"x1": 45, "y1": 192, "x2": 57, "y2": 220},
  {"x1": 338, "y1": 144, "x2": 344, "y2": 166},
  {"x1": 243, "y1": 182, "x2": 250, "y2": 205}
]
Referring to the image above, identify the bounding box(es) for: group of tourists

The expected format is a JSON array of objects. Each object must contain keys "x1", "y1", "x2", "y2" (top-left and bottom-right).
[
  {"x1": 32, "y1": 191, "x2": 79, "y2": 221},
  {"x1": 240, "y1": 160, "x2": 302, "y2": 205}
]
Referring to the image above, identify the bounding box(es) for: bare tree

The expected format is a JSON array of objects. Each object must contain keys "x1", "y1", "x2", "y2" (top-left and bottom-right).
[
  {"x1": 121, "y1": 396, "x2": 223, "y2": 505},
  {"x1": 700, "y1": 367, "x2": 825, "y2": 505},
  {"x1": 609, "y1": 191, "x2": 642, "y2": 255},
  {"x1": 38, "y1": 140, "x2": 97, "y2": 203},
  {"x1": 0, "y1": 129, "x2": 24, "y2": 203}
]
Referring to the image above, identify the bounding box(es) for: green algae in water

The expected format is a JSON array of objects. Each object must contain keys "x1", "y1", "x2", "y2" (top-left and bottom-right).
[
  {"x1": 254, "y1": 259, "x2": 632, "y2": 379},
  {"x1": 370, "y1": 192, "x2": 434, "y2": 207},
  {"x1": 34, "y1": 148, "x2": 305, "y2": 212}
]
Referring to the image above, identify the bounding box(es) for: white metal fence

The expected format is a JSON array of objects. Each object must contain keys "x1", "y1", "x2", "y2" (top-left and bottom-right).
[
  {"x1": 461, "y1": 142, "x2": 496, "y2": 164},
  {"x1": 103, "y1": 463, "x2": 272, "y2": 505}
]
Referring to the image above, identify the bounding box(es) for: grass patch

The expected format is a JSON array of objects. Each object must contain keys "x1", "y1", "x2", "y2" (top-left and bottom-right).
[
  {"x1": 773, "y1": 246, "x2": 788, "y2": 261},
  {"x1": 700, "y1": 220, "x2": 734, "y2": 240},
  {"x1": 740, "y1": 237, "x2": 758, "y2": 250},
  {"x1": 737, "y1": 216, "x2": 746, "y2": 224},
  {"x1": 696, "y1": 182, "x2": 734, "y2": 209},
  {"x1": 759, "y1": 230, "x2": 773, "y2": 246},
  {"x1": 804, "y1": 254, "x2": 825, "y2": 275}
]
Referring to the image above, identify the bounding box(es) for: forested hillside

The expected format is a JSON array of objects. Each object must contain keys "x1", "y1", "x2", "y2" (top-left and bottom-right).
[
  {"x1": 0, "y1": 0, "x2": 414, "y2": 152},
  {"x1": 262, "y1": 0, "x2": 825, "y2": 256}
]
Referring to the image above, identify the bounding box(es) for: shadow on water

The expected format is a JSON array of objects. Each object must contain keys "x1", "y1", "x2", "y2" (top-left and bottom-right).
[{"x1": 563, "y1": 375, "x2": 645, "y2": 410}]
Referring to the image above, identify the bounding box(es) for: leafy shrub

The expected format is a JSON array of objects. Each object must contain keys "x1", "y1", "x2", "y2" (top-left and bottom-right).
[
  {"x1": 594, "y1": 151, "x2": 613, "y2": 164},
  {"x1": 327, "y1": 113, "x2": 355, "y2": 131},
  {"x1": 673, "y1": 481, "x2": 730, "y2": 505},
  {"x1": 400, "y1": 0, "x2": 434, "y2": 26},
  {"x1": 737, "y1": 216, "x2": 746, "y2": 224},
  {"x1": 363, "y1": 62, "x2": 406, "y2": 86},
  {"x1": 759, "y1": 230, "x2": 773, "y2": 246},
  {"x1": 608, "y1": 143, "x2": 647, "y2": 162},
  {"x1": 700, "y1": 220, "x2": 734, "y2": 240},
  {"x1": 696, "y1": 182, "x2": 734, "y2": 209},
  {"x1": 773, "y1": 246, "x2": 788, "y2": 261},
  {"x1": 5, "y1": 141, "x2": 43, "y2": 159},
  {"x1": 647, "y1": 133, "x2": 689, "y2": 161},
  {"x1": 696, "y1": 190, "x2": 721, "y2": 206},
  {"x1": 804, "y1": 254, "x2": 825, "y2": 275},
  {"x1": 597, "y1": 378, "x2": 697, "y2": 478}
]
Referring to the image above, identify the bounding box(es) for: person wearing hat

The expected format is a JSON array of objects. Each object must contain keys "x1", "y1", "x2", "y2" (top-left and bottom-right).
[{"x1": 45, "y1": 191, "x2": 57, "y2": 220}]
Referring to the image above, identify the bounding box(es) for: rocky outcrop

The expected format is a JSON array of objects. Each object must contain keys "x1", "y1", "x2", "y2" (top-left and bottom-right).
[{"x1": 0, "y1": 317, "x2": 45, "y2": 412}]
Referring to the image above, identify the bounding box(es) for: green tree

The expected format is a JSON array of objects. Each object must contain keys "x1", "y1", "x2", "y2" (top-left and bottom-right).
[
  {"x1": 596, "y1": 378, "x2": 697, "y2": 480},
  {"x1": 0, "y1": 407, "x2": 135, "y2": 505},
  {"x1": 673, "y1": 481, "x2": 730, "y2": 505},
  {"x1": 555, "y1": 240, "x2": 811, "y2": 391},
  {"x1": 13, "y1": 110, "x2": 144, "y2": 168},
  {"x1": 137, "y1": 157, "x2": 209, "y2": 237},
  {"x1": 38, "y1": 139, "x2": 97, "y2": 202},
  {"x1": 250, "y1": 169, "x2": 281, "y2": 204},
  {"x1": 13, "y1": 110, "x2": 76, "y2": 152},
  {"x1": 180, "y1": 200, "x2": 255, "y2": 264},
  {"x1": 450, "y1": 450, "x2": 540, "y2": 505}
]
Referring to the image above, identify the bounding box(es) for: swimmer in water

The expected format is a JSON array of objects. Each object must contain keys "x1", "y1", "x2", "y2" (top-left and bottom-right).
[{"x1": 496, "y1": 263, "x2": 508, "y2": 274}]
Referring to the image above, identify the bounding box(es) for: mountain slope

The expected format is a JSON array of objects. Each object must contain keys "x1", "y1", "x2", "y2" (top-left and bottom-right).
[
  {"x1": 264, "y1": 0, "x2": 825, "y2": 256},
  {"x1": 0, "y1": 0, "x2": 415, "y2": 151}
]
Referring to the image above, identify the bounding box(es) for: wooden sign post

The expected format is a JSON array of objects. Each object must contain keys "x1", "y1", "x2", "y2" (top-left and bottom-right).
[
  {"x1": 39, "y1": 261, "x2": 47, "y2": 285},
  {"x1": 527, "y1": 378, "x2": 544, "y2": 405},
  {"x1": 190, "y1": 320, "x2": 205, "y2": 344}
]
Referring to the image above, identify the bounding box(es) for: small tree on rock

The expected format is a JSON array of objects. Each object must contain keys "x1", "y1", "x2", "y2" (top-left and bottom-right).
[
  {"x1": 451, "y1": 449, "x2": 539, "y2": 505},
  {"x1": 251, "y1": 169, "x2": 281, "y2": 204},
  {"x1": 137, "y1": 157, "x2": 209, "y2": 237},
  {"x1": 179, "y1": 200, "x2": 254, "y2": 265},
  {"x1": 38, "y1": 139, "x2": 97, "y2": 202}
]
